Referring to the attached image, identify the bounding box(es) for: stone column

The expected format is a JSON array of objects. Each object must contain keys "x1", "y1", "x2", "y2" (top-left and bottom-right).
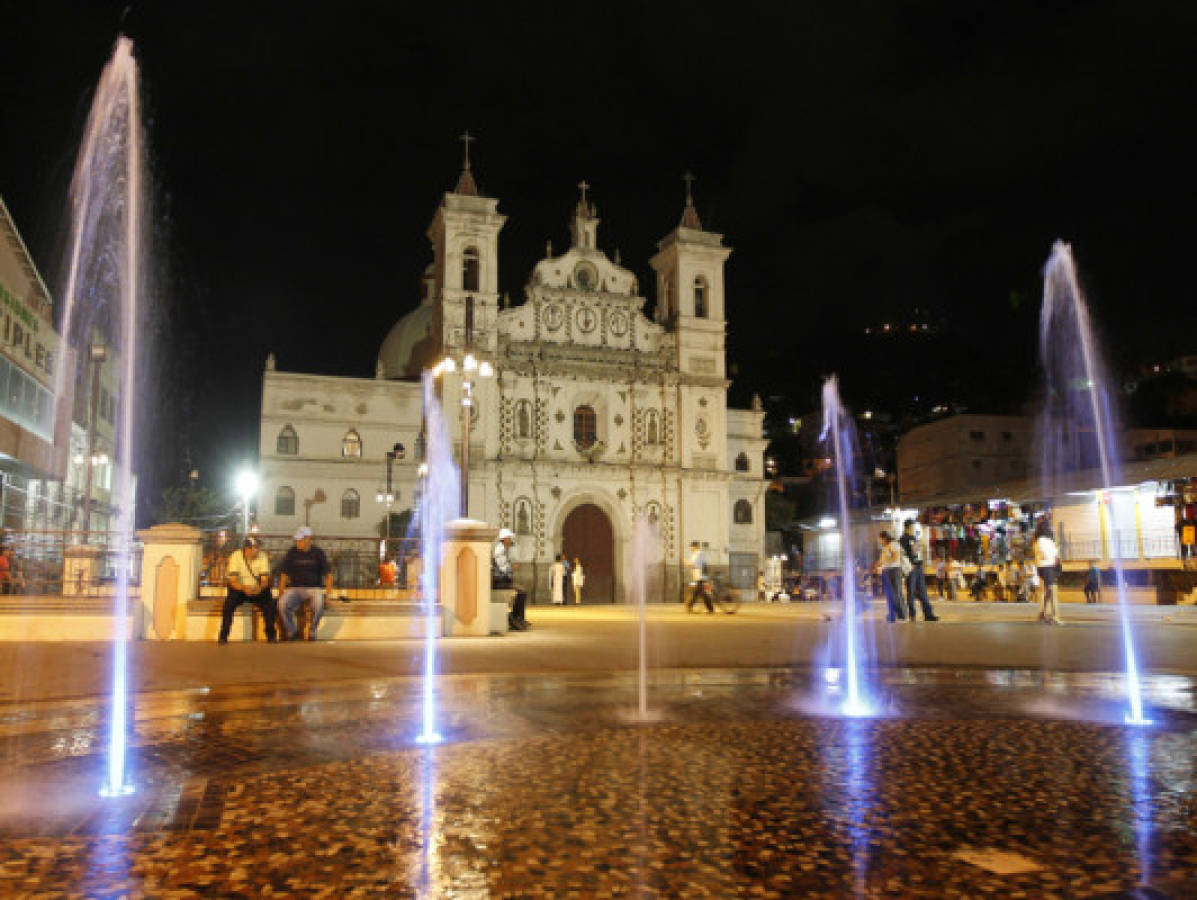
[
  {"x1": 439, "y1": 518, "x2": 498, "y2": 636},
  {"x1": 137, "y1": 523, "x2": 204, "y2": 640}
]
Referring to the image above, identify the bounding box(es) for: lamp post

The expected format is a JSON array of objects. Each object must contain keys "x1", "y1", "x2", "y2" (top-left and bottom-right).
[
  {"x1": 376, "y1": 442, "x2": 405, "y2": 550},
  {"x1": 433, "y1": 353, "x2": 493, "y2": 516},
  {"x1": 80, "y1": 342, "x2": 108, "y2": 543},
  {"x1": 234, "y1": 469, "x2": 258, "y2": 537}
]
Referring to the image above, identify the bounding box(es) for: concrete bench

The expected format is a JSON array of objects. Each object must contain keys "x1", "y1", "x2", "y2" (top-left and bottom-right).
[{"x1": 490, "y1": 589, "x2": 516, "y2": 634}]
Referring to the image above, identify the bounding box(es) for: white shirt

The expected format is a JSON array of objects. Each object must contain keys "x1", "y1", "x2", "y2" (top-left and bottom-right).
[
  {"x1": 1033, "y1": 535, "x2": 1059, "y2": 568},
  {"x1": 689, "y1": 548, "x2": 707, "y2": 582},
  {"x1": 879, "y1": 542, "x2": 902, "y2": 569}
]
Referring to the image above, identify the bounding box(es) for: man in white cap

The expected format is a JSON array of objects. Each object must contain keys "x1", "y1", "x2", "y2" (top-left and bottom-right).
[
  {"x1": 278, "y1": 525, "x2": 334, "y2": 640},
  {"x1": 493, "y1": 527, "x2": 529, "y2": 630}
]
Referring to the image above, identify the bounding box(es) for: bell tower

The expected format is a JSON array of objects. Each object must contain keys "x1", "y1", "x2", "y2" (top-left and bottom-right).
[
  {"x1": 426, "y1": 131, "x2": 507, "y2": 356},
  {"x1": 649, "y1": 172, "x2": 731, "y2": 379}
]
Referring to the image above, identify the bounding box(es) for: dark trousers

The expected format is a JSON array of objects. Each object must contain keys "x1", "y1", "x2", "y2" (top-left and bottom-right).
[
  {"x1": 1084, "y1": 585, "x2": 1099, "y2": 603},
  {"x1": 508, "y1": 588, "x2": 528, "y2": 628},
  {"x1": 686, "y1": 580, "x2": 714, "y2": 612},
  {"x1": 906, "y1": 567, "x2": 936, "y2": 619},
  {"x1": 881, "y1": 568, "x2": 905, "y2": 621},
  {"x1": 219, "y1": 589, "x2": 278, "y2": 642}
]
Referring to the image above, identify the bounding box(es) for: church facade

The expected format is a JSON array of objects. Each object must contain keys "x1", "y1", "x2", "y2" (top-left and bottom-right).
[{"x1": 256, "y1": 153, "x2": 767, "y2": 602}]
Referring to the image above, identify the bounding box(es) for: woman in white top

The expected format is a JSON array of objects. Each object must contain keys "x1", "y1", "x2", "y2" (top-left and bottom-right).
[
  {"x1": 876, "y1": 531, "x2": 906, "y2": 622},
  {"x1": 550, "y1": 553, "x2": 567, "y2": 605},
  {"x1": 571, "y1": 558, "x2": 585, "y2": 604},
  {"x1": 1033, "y1": 522, "x2": 1062, "y2": 624}
]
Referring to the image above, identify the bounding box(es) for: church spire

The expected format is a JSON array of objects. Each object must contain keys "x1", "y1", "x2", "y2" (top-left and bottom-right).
[
  {"x1": 453, "y1": 130, "x2": 479, "y2": 196},
  {"x1": 680, "y1": 171, "x2": 702, "y2": 230},
  {"x1": 569, "y1": 179, "x2": 600, "y2": 249}
]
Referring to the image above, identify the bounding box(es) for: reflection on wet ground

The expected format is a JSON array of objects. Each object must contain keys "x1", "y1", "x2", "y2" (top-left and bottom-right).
[{"x1": 0, "y1": 668, "x2": 1194, "y2": 897}]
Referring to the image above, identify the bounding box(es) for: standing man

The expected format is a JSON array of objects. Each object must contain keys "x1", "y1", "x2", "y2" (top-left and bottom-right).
[
  {"x1": 493, "y1": 528, "x2": 529, "y2": 630},
  {"x1": 899, "y1": 520, "x2": 940, "y2": 622},
  {"x1": 278, "y1": 525, "x2": 333, "y2": 641},
  {"x1": 1084, "y1": 560, "x2": 1101, "y2": 604},
  {"x1": 219, "y1": 536, "x2": 276, "y2": 643}
]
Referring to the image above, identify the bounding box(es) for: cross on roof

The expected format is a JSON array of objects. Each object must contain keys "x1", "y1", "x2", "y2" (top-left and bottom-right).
[
  {"x1": 683, "y1": 171, "x2": 696, "y2": 203},
  {"x1": 459, "y1": 130, "x2": 475, "y2": 169},
  {"x1": 578, "y1": 179, "x2": 590, "y2": 205}
]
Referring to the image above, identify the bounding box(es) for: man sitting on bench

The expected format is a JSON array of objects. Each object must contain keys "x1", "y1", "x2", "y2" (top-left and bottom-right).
[{"x1": 493, "y1": 528, "x2": 530, "y2": 631}]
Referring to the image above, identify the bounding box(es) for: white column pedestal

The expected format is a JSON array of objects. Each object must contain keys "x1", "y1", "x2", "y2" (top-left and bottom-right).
[
  {"x1": 439, "y1": 518, "x2": 499, "y2": 636},
  {"x1": 136, "y1": 523, "x2": 204, "y2": 640}
]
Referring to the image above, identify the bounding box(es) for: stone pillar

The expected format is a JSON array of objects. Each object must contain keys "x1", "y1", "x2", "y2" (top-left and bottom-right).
[
  {"x1": 137, "y1": 523, "x2": 204, "y2": 640},
  {"x1": 62, "y1": 545, "x2": 103, "y2": 596},
  {"x1": 439, "y1": 518, "x2": 498, "y2": 636}
]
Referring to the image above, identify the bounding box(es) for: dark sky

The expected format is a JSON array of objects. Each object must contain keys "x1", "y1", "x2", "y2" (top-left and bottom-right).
[{"x1": 2, "y1": 1, "x2": 1195, "y2": 515}]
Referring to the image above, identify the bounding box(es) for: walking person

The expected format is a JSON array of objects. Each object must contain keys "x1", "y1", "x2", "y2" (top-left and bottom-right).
[
  {"x1": 572, "y1": 557, "x2": 585, "y2": 604},
  {"x1": 1034, "y1": 521, "x2": 1063, "y2": 625},
  {"x1": 876, "y1": 531, "x2": 905, "y2": 622},
  {"x1": 550, "y1": 553, "x2": 567, "y2": 605},
  {"x1": 899, "y1": 520, "x2": 939, "y2": 621},
  {"x1": 935, "y1": 557, "x2": 947, "y2": 599},
  {"x1": 278, "y1": 525, "x2": 334, "y2": 641},
  {"x1": 685, "y1": 541, "x2": 714, "y2": 613},
  {"x1": 219, "y1": 536, "x2": 277, "y2": 643},
  {"x1": 1084, "y1": 560, "x2": 1101, "y2": 604}
]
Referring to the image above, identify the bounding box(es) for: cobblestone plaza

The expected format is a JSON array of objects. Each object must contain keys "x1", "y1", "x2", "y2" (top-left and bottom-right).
[{"x1": 0, "y1": 606, "x2": 1194, "y2": 897}]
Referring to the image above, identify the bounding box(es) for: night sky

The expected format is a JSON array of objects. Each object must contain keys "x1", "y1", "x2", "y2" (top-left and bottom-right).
[{"x1": 2, "y1": 1, "x2": 1195, "y2": 518}]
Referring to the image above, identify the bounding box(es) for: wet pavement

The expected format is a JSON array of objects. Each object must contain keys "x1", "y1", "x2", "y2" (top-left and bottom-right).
[{"x1": 0, "y1": 667, "x2": 1194, "y2": 898}]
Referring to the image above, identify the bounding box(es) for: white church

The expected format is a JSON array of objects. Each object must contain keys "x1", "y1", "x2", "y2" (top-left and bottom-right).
[{"x1": 255, "y1": 146, "x2": 767, "y2": 602}]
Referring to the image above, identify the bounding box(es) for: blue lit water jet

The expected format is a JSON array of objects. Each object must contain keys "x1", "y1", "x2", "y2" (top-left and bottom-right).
[
  {"x1": 56, "y1": 37, "x2": 145, "y2": 798},
  {"x1": 414, "y1": 373, "x2": 460, "y2": 744},
  {"x1": 1038, "y1": 243, "x2": 1148, "y2": 725},
  {"x1": 821, "y1": 377, "x2": 874, "y2": 717}
]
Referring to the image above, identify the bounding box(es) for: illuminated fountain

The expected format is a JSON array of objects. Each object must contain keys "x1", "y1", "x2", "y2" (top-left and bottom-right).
[
  {"x1": 414, "y1": 372, "x2": 460, "y2": 743},
  {"x1": 820, "y1": 376, "x2": 874, "y2": 717},
  {"x1": 628, "y1": 512, "x2": 660, "y2": 720},
  {"x1": 56, "y1": 37, "x2": 145, "y2": 797},
  {"x1": 1038, "y1": 242, "x2": 1148, "y2": 725}
]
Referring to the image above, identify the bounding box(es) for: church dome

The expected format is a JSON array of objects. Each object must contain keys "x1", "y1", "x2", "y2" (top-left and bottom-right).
[{"x1": 377, "y1": 301, "x2": 438, "y2": 378}]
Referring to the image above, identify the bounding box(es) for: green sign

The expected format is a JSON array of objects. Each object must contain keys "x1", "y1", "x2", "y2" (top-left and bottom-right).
[{"x1": 0, "y1": 280, "x2": 39, "y2": 333}]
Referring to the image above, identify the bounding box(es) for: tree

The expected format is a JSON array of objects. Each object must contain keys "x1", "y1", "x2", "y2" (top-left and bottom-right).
[
  {"x1": 765, "y1": 491, "x2": 796, "y2": 532},
  {"x1": 155, "y1": 485, "x2": 230, "y2": 526},
  {"x1": 378, "y1": 508, "x2": 415, "y2": 540}
]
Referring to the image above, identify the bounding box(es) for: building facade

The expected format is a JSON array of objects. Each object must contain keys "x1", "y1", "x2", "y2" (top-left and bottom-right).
[{"x1": 256, "y1": 157, "x2": 767, "y2": 602}]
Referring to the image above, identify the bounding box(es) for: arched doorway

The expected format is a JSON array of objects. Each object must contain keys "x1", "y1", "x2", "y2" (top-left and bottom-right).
[{"x1": 562, "y1": 503, "x2": 614, "y2": 603}]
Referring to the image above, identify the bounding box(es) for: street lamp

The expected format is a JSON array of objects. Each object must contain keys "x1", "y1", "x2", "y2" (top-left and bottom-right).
[
  {"x1": 234, "y1": 469, "x2": 258, "y2": 536},
  {"x1": 433, "y1": 352, "x2": 493, "y2": 516},
  {"x1": 80, "y1": 342, "x2": 108, "y2": 543},
  {"x1": 376, "y1": 442, "x2": 405, "y2": 549}
]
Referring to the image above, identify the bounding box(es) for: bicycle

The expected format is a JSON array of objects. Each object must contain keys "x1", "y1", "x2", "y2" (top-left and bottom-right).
[{"x1": 688, "y1": 575, "x2": 741, "y2": 614}]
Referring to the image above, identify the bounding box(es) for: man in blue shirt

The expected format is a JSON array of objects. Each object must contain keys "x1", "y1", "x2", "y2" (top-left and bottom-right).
[{"x1": 278, "y1": 525, "x2": 333, "y2": 640}]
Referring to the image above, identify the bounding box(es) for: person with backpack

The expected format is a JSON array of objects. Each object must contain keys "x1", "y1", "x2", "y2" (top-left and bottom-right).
[{"x1": 899, "y1": 520, "x2": 939, "y2": 621}]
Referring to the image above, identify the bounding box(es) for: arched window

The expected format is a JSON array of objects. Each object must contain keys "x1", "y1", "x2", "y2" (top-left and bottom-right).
[
  {"x1": 277, "y1": 425, "x2": 298, "y2": 455},
  {"x1": 514, "y1": 497, "x2": 532, "y2": 535},
  {"x1": 462, "y1": 246, "x2": 480, "y2": 292},
  {"x1": 735, "y1": 452, "x2": 749, "y2": 472},
  {"x1": 342, "y1": 429, "x2": 362, "y2": 459},
  {"x1": 734, "y1": 499, "x2": 753, "y2": 524},
  {"x1": 341, "y1": 488, "x2": 360, "y2": 519},
  {"x1": 275, "y1": 486, "x2": 295, "y2": 516},
  {"x1": 645, "y1": 410, "x2": 660, "y2": 446},
  {"x1": 516, "y1": 400, "x2": 532, "y2": 439},
  {"x1": 573, "y1": 405, "x2": 597, "y2": 450},
  {"x1": 693, "y1": 276, "x2": 708, "y2": 318}
]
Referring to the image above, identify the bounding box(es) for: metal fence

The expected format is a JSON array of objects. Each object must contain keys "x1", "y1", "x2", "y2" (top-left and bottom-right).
[
  {"x1": 0, "y1": 530, "x2": 143, "y2": 597},
  {"x1": 201, "y1": 532, "x2": 423, "y2": 599}
]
